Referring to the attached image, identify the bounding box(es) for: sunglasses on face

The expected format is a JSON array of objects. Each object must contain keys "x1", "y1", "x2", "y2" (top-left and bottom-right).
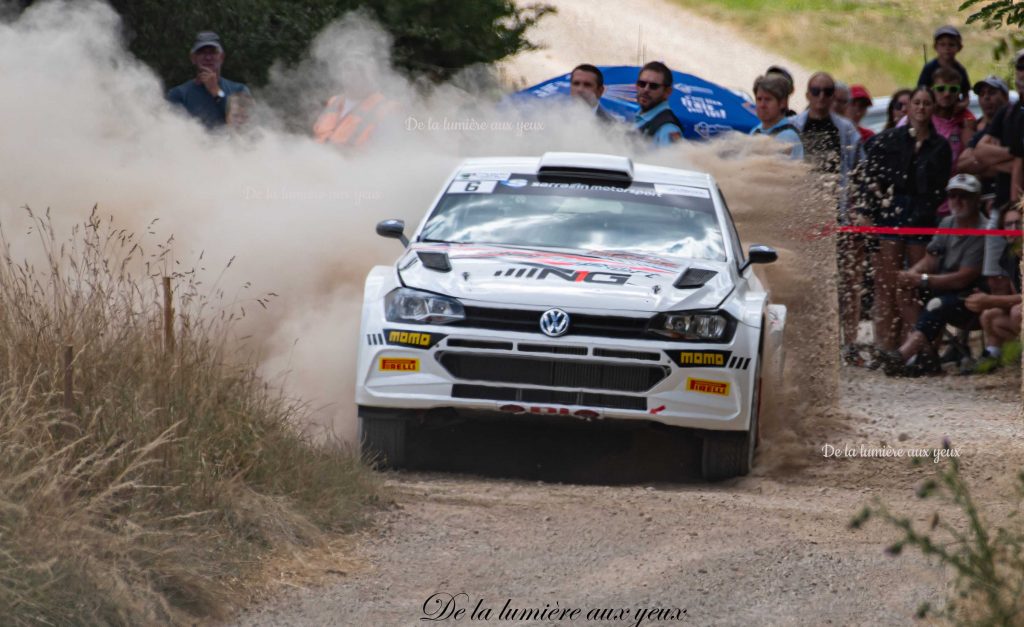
[
  {"x1": 809, "y1": 86, "x2": 835, "y2": 97},
  {"x1": 1006, "y1": 219, "x2": 1022, "y2": 228},
  {"x1": 933, "y1": 84, "x2": 961, "y2": 94},
  {"x1": 636, "y1": 80, "x2": 664, "y2": 90}
]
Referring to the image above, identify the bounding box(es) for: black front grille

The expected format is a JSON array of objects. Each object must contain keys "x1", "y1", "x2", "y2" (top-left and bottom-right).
[
  {"x1": 447, "y1": 338, "x2": 514, "y2": 350},
  {"x1": 454, "y1": 306, "x2": 651, "y2": 340},
  {"x1": 518, "y1": 343, "x2": 588, "y2": 355},
  {"x1": 452, "y1": 384, "x2": 647, "y2": 411},
  {"x1": 593, "y1": 348, "x2": 662, "y2": 361},
  {"x1": 438, "y1": 352, "x2": 668, "y2": 393}
]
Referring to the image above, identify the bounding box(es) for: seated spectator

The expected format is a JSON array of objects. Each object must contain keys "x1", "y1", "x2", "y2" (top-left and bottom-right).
[
  {"x1": 879, "y1": 174, "x2": 986, "y2": 376},
  {"x1": 749, "y1": 73, "x2": 803, "y2": 159},
  {"x1": 166, "y1": 32, "x2": 251, "y2": 129},
  {"x1": 884, "y1": 89, "x2": 912, "y2": 130},
  {"x1": 917, "y1": 25, "x2": 971, "y2": 102},
  {"x1": 965, "y1": 204, "x2": 1022, "y2": 373},
  {"x1": 847, "y1": 84, "x2": 875, "y2": 142}
]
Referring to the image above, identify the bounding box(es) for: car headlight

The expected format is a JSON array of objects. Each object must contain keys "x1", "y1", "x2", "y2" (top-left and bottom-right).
[
  {"x1": 384, "y1": 288, "x2": 465, "y2": 325},
  {"x1": 649, "y1": 311, "x2": 733, "y2": 341}
]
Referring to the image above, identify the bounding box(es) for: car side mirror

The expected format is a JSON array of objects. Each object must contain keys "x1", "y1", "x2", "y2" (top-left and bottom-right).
[
  {"x1": 741, "y1": 244, "x2": 777, "y2": 271},
  {"x1": 376, "y1": 219, "x2": 408, "y2": 247}
]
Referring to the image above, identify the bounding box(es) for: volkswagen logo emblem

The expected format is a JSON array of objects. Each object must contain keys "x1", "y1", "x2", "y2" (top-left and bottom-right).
[{"x1": 539, "y1": 308, "x2": 570, "y2": 337}]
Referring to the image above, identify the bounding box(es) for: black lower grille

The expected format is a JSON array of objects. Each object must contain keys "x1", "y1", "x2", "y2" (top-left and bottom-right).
[
  {"x1": 438, "y1": 352, "x2": 667, "y2": 392},
  {"x1": 453, "y1": 306, "x2": 651, "y2": 339},
  {"x1": 447, "y1": 339, "x2": 513, "y2": 350},
  {"x1": 593, "y1": 348, "x2": 661, "y2": 361},
  {"x1": 518, "y1": 343, "x2": 588, "y2": 355},
  {"x1": 452, "y1": 384, "x2": 647, "y2": 411}
]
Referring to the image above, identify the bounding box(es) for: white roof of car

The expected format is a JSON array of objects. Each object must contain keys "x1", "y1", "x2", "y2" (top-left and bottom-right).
[{"x1": 456, "y1": 152, "x2": 716, "y2": 189}]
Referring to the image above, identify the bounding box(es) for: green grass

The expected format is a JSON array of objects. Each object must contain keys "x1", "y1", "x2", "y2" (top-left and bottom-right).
[{"x1": 670, "y1": 0, "x2": 1011, "y2": 98}]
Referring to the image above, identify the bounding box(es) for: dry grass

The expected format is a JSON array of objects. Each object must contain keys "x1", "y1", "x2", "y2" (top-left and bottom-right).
[{"x1": 0, "y1": 208, "x2": 381, "y2": 625}]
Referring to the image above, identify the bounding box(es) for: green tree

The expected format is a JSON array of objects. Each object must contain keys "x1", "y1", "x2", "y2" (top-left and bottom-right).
[
  {"x1": 21, "y1": 0, "x2": 553, "y2": 87},
  {"x1": 960, "y1": 0, "x2": 1024, "y2": 66}
]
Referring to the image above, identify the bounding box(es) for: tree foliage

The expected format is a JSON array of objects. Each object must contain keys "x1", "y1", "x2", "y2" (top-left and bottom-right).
[
  {"x1": 22, "y1": 0, "x2": 553, "y2": 88},
  {"x1": 960, "y1": 0, "x2": 1024, "y2": 64}
]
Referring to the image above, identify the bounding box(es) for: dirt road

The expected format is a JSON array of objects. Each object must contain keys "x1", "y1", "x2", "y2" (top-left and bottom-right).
[
  {"x1": 231, "y1": 2, "x2": 1022, "y2": 625},
  {"x1": 233, "y1": 366, "x2": 1021, "y2": 626}
]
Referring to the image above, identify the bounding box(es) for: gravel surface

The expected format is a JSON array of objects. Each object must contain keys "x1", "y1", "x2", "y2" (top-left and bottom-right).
[
  {"x1": 231, "y1": 366, "x2": 1021, "y2": 627},
  {"x1": 232, "y1": 2, "x2": 1022, "y2": 625}
]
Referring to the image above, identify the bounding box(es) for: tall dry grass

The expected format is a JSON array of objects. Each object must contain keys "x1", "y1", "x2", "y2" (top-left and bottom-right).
[{"x1": 0, "y1": 208, "x2": 379, "y2": 625}]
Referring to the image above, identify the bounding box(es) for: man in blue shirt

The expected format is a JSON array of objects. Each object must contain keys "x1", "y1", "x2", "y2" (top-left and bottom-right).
[
  {"x1": 633, "y1": 61, "x2": 684, "y2": 146},
  {"x1": 167, "y1": 32, "x2": 251, "y2": 129}
]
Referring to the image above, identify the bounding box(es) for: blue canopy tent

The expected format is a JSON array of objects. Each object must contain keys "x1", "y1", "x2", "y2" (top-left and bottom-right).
[{"x1": 513, "y1": 65, "x2": 759, "y2": 140}]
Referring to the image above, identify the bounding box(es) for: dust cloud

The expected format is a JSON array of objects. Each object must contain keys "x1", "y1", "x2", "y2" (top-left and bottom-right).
[{"x1": 0, "y1": 1, "x2": 840, "y2": 449}]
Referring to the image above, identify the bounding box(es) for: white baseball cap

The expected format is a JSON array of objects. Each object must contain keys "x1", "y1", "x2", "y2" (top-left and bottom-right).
[{"x1": 946, "y1": 173, "x2": 981, "y2": 194}]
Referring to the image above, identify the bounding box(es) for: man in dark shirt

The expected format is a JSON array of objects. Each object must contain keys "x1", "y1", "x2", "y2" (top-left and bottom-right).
[{"x1": 167, "y1": 32, "x2": 251, "y2": 129}]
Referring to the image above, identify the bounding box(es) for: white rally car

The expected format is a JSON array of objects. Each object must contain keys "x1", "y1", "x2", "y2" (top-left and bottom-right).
[{"x1": 356, "y1": 152, "x2": 785, "y2": 480}]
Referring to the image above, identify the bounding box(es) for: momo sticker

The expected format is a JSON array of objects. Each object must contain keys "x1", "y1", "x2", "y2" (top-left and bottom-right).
[
  {"x1": 384, "y1": 329, "x2": 444, "y2": 349},
  {"x1": 379, "y1": 358, "x2": 420, "y2": 372},
  {"x1": 674, "y1": 350, "x2": 731, "y2": 368},
  {"x1": 686, "y1": 377, "x2": 729, "y2": 396}
]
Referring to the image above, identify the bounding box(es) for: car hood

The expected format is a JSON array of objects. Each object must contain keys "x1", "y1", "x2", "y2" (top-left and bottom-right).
[{"x1": 397, "y1": 244, "x2": 733, "y2": 312}]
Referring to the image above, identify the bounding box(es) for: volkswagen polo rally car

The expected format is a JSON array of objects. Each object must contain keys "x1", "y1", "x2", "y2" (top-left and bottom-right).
[{"x1": 356, "y1": 152, "x2": 785, "y2": 480}]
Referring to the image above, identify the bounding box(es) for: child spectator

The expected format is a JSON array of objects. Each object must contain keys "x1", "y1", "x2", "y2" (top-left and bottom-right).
[{"x1": 917, "y1": 25, "x2": 971, "y2": 99}]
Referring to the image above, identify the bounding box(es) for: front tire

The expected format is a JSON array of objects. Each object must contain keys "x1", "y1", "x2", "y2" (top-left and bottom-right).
[
  {"x1": 359, "y1": 409, "x2": 408, "y2": 469},
  {"x1": 701, "y1": 344, "x2": 762, "y2": 481}
]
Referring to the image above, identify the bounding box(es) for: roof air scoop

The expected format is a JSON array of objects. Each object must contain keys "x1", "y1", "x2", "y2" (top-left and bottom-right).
[
  {"x1": 673, "y1": 267, "x2": 717, "y2": 289},
  {"x1": 537, "y1": 152, "x2": 634, "y2": 187},
  {"x1": 417, "y1": 250, "x2": 452, "y2": 272}
]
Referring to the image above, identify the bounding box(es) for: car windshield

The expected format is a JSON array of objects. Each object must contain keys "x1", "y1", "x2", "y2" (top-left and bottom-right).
[{"x1": 419, "y1": 175, "x2": 727, "y2": 261}]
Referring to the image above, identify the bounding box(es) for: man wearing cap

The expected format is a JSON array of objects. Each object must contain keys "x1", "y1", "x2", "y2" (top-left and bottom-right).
[
  {"x1": 917, "y1": 25, "x2": 971, "y2": 99},
  {"x1": 847, "y1": 85, "x2": 875, "y2": 142},
  {"x1": 957, "y1": 75, "x2": 1008, "y2": 194},
  {"x1": 167, "y1": 31, "x2": 251, "y2": 129},
  {"x1": 880, "y1": 173, "x2": 986, "y2": 375}
]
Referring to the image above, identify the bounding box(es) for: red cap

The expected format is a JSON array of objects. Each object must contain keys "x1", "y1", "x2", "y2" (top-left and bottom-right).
[{"x1": 850, "y1": 84, "x2": 872, "y2": 105}]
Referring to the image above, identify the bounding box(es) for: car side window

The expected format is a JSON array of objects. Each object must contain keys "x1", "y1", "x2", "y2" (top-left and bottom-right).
[{"x1": 717, "y1": 187, "x2": 746, "y2": 270}]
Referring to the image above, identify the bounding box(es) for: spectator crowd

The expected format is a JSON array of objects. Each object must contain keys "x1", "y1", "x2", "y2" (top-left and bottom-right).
[{"x1": 167, "y1": 26, "x2": 1022, "y2": 378}]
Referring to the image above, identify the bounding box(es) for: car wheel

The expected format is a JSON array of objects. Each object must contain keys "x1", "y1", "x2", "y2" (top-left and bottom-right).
[
  {"x1": 359, "y1": 412, "x2": 408, "y2": 469},
  {"x1": 700, "y1": 341, "x2": 762, "y2": 481}
]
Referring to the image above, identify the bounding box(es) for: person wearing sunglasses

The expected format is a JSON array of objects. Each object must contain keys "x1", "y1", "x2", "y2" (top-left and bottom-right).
[
  {"x1": 790, "y1": 72, "x2": 864, "y2": 360},
  {"x1": 884, "y1": 89, "x2": 912, "y2": 130},
  {"x1": 974, "y1": 51, "x2": 1024, "y2": 241},
  {"x1": 633, "y1": 61, "x2": 684, "y2": 146},
  {"x1": 916, "y1": 25, "x2": 971, "y2": 106}
]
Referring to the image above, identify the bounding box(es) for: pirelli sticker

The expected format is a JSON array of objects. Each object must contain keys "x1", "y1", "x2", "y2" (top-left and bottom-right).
[
  {"x1": 686, "y1": 377, "x2": 730, "y2": 396},
  {"x1": 383, "y1": 329, "x2": 444, "y2": 349},
  {"x1": 379, "y1": 358, "x2": 420, "y2": 372},
  {"x1": 665, "y1": 350, "x2": 751, "y2": 370}
]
